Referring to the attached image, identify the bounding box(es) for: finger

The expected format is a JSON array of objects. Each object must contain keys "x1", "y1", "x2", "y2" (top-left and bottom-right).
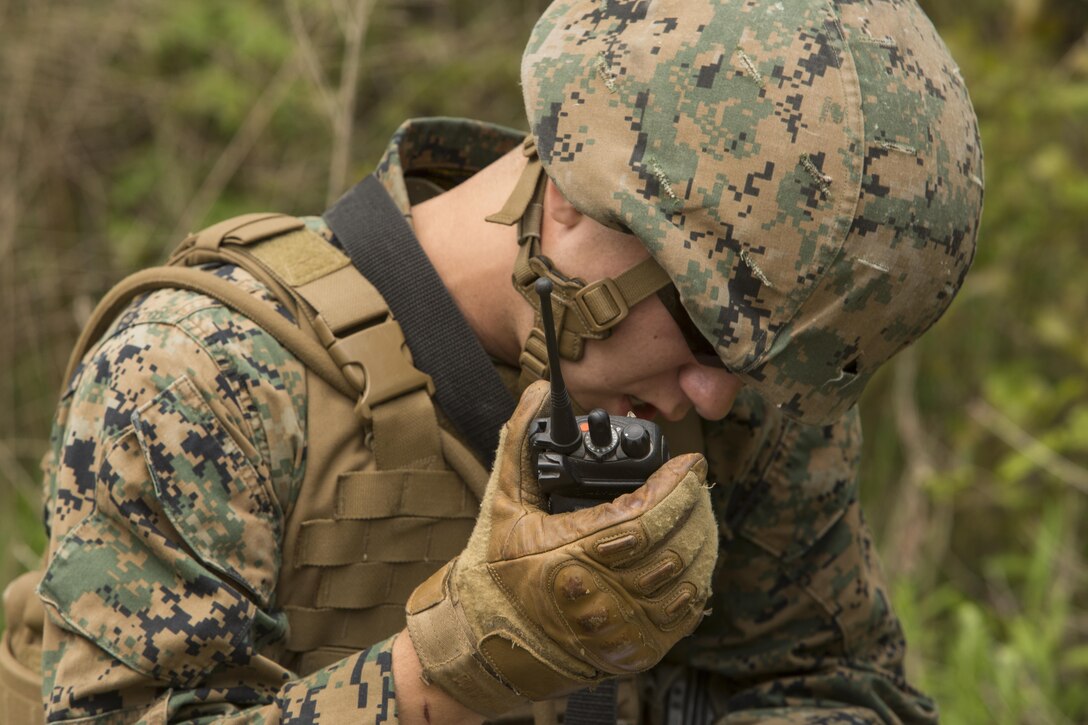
[
  {"x1": 491, "y1": 379, "x2": 551, "y2": 500},
  {"x1": 494, "y1": 453, "x2": 708, "y2": 560},
  {"x1": 566, "y1": 454, "x2": 708, "y2": 563},
  {"x1": 613, "y1": 454, "x2": 708, "y2": 544},
  {"x1": 638, "y1": 500, "x2": 718, "y2": 631}
]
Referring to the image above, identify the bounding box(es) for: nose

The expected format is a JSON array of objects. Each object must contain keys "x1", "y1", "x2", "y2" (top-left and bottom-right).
[{"x1": 678, "y1": 363, "x2": 743, "y2": 421}]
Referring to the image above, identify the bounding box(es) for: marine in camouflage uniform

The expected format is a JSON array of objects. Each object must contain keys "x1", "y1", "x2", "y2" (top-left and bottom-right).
[{"x1": 11, "y1": 0, "x2": 982, "y2": 722}]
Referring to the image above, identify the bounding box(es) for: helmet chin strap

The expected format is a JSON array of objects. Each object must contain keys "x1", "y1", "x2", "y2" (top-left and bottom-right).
[{"x1": 486, "y1": 138, "x2": 672, "y2": 389}]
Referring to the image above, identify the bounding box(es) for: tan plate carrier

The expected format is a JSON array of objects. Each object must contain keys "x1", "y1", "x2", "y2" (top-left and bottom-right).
[{"x1": 2, "y1": 213, "x2": 491, "y2": 721}]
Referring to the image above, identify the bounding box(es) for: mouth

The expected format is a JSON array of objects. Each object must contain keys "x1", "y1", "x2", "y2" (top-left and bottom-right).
[{"x1": 627, "y1": 396, "x2": 659, "y2": 421}]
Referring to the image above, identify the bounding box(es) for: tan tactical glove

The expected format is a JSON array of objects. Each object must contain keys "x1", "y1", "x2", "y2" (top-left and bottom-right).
[{"x1": 405, "y1": 380, "x2": 717, "y2": 718}]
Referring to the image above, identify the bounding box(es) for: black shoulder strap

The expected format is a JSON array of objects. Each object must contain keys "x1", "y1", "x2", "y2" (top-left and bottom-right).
[{"x1": 324, "y1": 175, "x2": 515, "y2": 467}]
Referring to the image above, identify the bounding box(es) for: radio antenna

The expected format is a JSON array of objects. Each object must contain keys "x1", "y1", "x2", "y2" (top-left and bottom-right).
[{"x1": 535, "y1": 278, "x2": 580, "y2": 451}]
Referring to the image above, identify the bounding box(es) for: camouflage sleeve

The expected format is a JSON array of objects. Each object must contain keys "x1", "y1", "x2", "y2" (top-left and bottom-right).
[
  {"x1": 667, "y1": 389, "x2": 938, "y2": 724},
  {"x1": 36, "y1": 271, "x2": 401, "y2": 723}
]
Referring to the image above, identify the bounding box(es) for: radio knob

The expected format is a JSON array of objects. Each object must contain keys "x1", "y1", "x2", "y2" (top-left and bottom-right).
[
  {"x1": 621, "y1": 424, "x2": 651, "y2": 459},
  {"x1": 587, "y1": 408, "x2": 613, "y2": 448}
]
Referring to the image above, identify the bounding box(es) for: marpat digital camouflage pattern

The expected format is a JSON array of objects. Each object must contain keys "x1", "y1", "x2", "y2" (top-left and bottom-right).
[
  {"x1": 34, "y1": 261, "x2": 402, "y2": 722},
  {"x1": 523, "y1": 0, "x2": 984, "y2": 425},
  {"x1": 28, "y1": 118, "x2": 939, "y2": 724}
]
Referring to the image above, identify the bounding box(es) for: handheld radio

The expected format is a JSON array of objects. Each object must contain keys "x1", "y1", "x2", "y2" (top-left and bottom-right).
[{"x1": 530, "y1": 278, "x2": 670, "y2": 513}]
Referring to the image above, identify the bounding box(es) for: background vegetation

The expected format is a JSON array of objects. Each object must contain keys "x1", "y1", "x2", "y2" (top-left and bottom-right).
[{"x1": 1, "y1": 1, "x2": 1085, "y2": 722}]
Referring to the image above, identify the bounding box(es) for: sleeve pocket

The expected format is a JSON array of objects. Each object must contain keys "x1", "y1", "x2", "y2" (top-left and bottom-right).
[
  {"x1": 132, "y1": 375, "x2": 282, "y2": 607},
  {"x1": 38, "y1": 431, "x2": 263, "y2": 687}
]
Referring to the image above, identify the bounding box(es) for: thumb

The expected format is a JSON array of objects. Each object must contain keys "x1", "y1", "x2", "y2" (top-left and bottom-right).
[
  {"x1": 491, "y1": 379, "x2": 552, "y2": 503},
  {"x1": 560, "y1": 453, "x2": 708, "y2": 539}
]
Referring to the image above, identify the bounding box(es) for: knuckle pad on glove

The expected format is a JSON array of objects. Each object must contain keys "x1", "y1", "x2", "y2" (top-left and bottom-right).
[
  {"x1": 632, "y1": 551, "x2": 683, "y2": 595},
  {"x1": 589, "y1": 525, "x2": 647, "y2": 566},
  {"x1": 633, "y1": 564, "x2": 705, "y2": 633},
  {"x1": 638, "y1": 488, "x2": 717, "y2": 632},
  {"x1": 550, "y1": 562, "x2": 659, "y2": 673},
  {"x1": 658, "y1": 583, "x2": 701, "y2": 632},
  {"x1": 650, "y1": 505, "x2": 715, "y2": 581}
]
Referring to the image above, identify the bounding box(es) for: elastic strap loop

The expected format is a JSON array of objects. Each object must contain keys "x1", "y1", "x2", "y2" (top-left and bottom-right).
[{"x1": 485, "y1": 138, "x2": 544, "y2": 227}]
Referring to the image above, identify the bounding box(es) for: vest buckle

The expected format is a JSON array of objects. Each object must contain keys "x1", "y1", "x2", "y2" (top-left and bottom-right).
[{"x1": 326, "y1": 319, "x2": 435, "y2": 424}]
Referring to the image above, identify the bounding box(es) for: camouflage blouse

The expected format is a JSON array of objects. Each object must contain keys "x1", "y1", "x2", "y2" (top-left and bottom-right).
[{"x1": 36, "y1": 118, "x2": 936, "y2": 723}]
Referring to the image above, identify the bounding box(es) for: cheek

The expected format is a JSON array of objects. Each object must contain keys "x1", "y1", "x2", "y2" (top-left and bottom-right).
[
  {"x1": 590, "y1": 305, "x2": 686, "y2": 374},
  {"x1": 559, "y1": 308, "x2": 681, "y2": 399}
]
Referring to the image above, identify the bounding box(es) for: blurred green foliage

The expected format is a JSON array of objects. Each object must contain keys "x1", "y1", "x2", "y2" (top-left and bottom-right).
[
  {"x1": 1, "y1": 1, "x2": 1086, "y2": 722},
  {"x1": 858, "y1": 1, "x2": 1088, "y2": 721}
]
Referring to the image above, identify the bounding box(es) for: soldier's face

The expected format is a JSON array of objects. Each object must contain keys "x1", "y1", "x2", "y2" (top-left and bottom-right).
[{"x1": 540, "y1": 182, "x2": 742, "y2": 421}]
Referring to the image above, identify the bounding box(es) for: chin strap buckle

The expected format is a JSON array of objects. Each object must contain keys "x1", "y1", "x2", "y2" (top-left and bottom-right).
[
  {"x1": 493, "y1": 138, "x2": 675, "y2": 387},
  {"x1": 572, "y1": 278, "x2": 630, "y2": 334}
]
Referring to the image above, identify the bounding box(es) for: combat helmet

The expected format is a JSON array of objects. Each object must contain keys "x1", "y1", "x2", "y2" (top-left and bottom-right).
[{"x1": 496, "y1": 0, "x2": 984, "y2": 426}]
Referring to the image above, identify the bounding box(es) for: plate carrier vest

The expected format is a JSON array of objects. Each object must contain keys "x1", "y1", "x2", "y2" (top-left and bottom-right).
[{"x1": 2, "y1": 213, "x2": 490, "y2": 721}]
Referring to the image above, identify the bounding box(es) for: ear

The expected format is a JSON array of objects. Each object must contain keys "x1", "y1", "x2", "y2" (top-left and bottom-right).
[{"x1": 544, "y1": 178, "x2": 583, "y2": 229}]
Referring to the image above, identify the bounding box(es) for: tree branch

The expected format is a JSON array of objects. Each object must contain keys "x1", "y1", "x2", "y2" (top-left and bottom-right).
[
  {"x1": 968, "y1": 398, "x2": 1088, "y2": 495},
  {"x1": 171, "y1": 52, "x2": 302, "y2": 239},
  {"x1": 327, "y1": 0, "x2": 375, "y2": 204}
]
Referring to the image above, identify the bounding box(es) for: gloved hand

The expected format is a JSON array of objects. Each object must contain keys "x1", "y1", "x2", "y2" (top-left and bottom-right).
[{"x1": 405, "y1": 380, "x2": 717, "y2": 718}]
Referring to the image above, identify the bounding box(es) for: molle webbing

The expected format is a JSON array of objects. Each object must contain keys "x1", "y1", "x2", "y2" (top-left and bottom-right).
[
  {"x1": 173, "y1": 214, "x2": 468, "y2": 658},
  {"x1": 281, "y1": 427, "x2": 487, "y2": 667}
]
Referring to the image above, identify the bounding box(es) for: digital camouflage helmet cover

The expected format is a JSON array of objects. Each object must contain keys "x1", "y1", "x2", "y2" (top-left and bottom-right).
[{"x1": 521, "y1": 0, "x2": 984, "y2": 425}]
